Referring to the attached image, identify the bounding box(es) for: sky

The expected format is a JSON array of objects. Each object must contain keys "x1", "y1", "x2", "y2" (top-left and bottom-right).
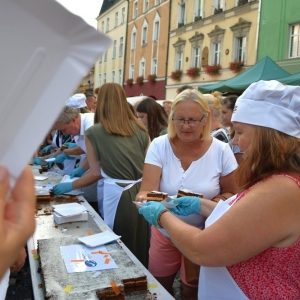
[{"x1": 55, "y1": 0, "x2": 104, "y2": 28}]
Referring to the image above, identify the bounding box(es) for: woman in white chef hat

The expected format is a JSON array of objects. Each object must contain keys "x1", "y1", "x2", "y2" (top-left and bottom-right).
[{"x1": 138, "y1": 80, "x2": 300, "y2": 299}]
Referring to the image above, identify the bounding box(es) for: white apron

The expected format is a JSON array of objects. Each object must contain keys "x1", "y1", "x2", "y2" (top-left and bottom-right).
[
  {"x1": 97, "y1": 178, "x2": 104, "y2": 217},
  {"x1": 63, "y1": 159, "x2": 76, "y2": 175},
  {"x1": 101, "y1": 170, "x2": 142, "y2": 230},
  {"x1": 198, "y1": 196, "x2": 249, "y2": 300}
]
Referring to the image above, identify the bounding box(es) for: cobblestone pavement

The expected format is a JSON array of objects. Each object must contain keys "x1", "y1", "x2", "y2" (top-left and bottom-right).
[
  {"x1": 5, "y1": 250, "x2": 33, "y2": 300},
  {"x1": 173, "y1": 273, "x2": 182, "y2": 300}
]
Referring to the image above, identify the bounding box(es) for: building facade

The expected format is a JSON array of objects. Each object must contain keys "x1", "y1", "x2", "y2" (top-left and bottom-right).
[
  {"x1": 95, "y1": 0, "x2": 128, "y2": 90},
  {"x1": 257, "y1": 0, "x2": 300, "y2": 74},
  {"x1": 166, "y1": 0, "x2": 259, "y2": 99},
  {"x1": 124, "y1": 0, "x2": 170, "y2": 99}
]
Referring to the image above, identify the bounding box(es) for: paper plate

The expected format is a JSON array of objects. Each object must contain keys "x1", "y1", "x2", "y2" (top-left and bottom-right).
[
  {"x1": 45, "y1": 157, "x2": 55, "y2": 162},
  {"x1": 78, "y1": 231, "x2": 121, "y2": 247},
  {"x1": 132, "y1": 199, "x2": 178, "y2": 209},
  {"x1": 53, "y1": 203, "x2": 87, "y2": 217}
]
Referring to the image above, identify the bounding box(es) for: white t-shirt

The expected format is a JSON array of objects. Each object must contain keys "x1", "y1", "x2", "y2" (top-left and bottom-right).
[
  {"x1": 74, "y1": 113, "x2": 94, "y2": 153},
  {"x1": 145, "y1": 135, "x2": 238, "y2": 237}
]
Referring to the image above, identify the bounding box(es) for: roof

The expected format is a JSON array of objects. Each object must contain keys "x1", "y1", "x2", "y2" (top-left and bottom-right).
[
  {"x1": 198, "y1": 56, "x2": 291, "y2": 94},
  {"x1": 99, "y1": 0, "x2": 120, "y2": 15}
]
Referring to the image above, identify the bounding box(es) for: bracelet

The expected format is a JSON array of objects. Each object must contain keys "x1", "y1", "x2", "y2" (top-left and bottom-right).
[
  {"x1": 157, "y1": 209, "x2": 169, "y2": 228},
  {"x1": 212, "y1": 195, "x2": 227, "y2": 202}
]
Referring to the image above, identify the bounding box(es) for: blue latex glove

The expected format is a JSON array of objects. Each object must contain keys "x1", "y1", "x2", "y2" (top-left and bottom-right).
[
  {"x1": 138, "y1": 202, "x2": 167, "y2": 227},
  {"x1": 62, "y1": 142, "x2": 78, "y2": 149},
  {"x1": 69, "y1": 166, "x2": 85, "y2": 178},
  {"x1": 41, "y1": 145, "x2": 52, "y2": 152},
  {"x1": 53, "y1": 182, "x2": 73, "y2": 195},
  {"x1": 54, "y1": 152, "x2": 75, "y2": 164},
  {"x1": 169, "y1": 196, "x2": 201, "y2": 216},
  {"x1": 33, "y1": 157, "x2": 42, "y2": 165},
  {"x1": 67, "y1": 143, "x2": 78, "y2": 149}
]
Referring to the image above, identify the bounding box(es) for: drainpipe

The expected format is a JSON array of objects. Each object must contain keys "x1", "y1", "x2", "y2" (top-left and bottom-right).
[
  {"x1": 164, "y1": 0, "x2": 172, "y2": 99},
  {"x1": 123, "y1": 0, "x2": 129, "y2": 91},
  {"x1": 254, "y1": 0, "x2": 262, "y2": 63}
]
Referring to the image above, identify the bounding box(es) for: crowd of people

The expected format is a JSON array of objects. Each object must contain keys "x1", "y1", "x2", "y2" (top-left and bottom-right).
[{"x1": 1, "y1": 80, "x2": 300, "y2": 299}]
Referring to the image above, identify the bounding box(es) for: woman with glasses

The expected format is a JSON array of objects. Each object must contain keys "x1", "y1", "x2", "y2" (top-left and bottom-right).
[
  {"x1": 136, "y1": 97, "x2": 168, "y2": 141},
  {"x1": 136, "y1": 89, "x2": 238, "y2": 299}
]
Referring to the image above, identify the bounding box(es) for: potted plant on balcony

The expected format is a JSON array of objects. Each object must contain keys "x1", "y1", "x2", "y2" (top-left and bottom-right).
[
  {"x1": 214, "y1": 8, "x2": 223, "y2": 14},
  {"x1": 204, "y1": 64, "x2": 222, "y2": 76},
  {"x1": 126, "y1": 78, "x2": 133, "y2": 86},
  {"x1": 238, "y1": 0, "x2": 248, "y2": 6},
  {"x1": 229, "y1": 61, "x2": 244, "y2": 73},
  {"x1": 136, "y1": 76, "x2": 144, "y2": 85},
  {"x1": 170, "y1": 70, "x2": 182, "y2": 81},
  {"x1": 186, "y1": 67, "x2": 200, "y2": 79},
  {"x1": 147, "y1": 74, "x2": 157, "y2": 83}
]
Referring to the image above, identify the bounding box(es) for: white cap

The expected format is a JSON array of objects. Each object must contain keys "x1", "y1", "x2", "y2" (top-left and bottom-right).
[
  {"x1": 66, "y1": 93, "x2": 87, "y2": 108},
  {"x1": 232, "y1": 80, "x2": 300, "y2": 138}
]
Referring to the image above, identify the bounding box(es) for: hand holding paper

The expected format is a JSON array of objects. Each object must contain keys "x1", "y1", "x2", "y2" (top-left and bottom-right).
[{"x1": 0, "y1": 166, "x2": 36, "y2": 278}]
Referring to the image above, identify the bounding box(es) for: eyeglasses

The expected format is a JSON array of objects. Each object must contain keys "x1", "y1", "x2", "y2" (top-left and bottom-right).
[{"x1": 172, "y1": 115, "x2": 205, "y2": 126}]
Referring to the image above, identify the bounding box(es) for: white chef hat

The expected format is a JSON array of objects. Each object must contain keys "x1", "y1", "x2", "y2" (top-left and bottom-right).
[
  {"x1": 66, "y1": 93, "x2": 87, "y2": 108},
  {"x1": 232, "y1": 80, "x2": 300, "y2": 138}
]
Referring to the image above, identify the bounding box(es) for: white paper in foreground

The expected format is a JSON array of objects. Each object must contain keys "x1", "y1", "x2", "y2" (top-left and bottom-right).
[
  {"x1": 78, "y1": 231, "x2": 121, "y2": 247},
  {"x1": 0, "y1": 0, "x2": 111, "y2": 186},
  {"x1": 60, "y1": 244, "x2": 118, "y2": 273}
]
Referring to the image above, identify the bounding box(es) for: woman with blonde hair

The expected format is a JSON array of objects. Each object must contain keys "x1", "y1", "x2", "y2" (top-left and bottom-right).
[
  {"x1": 85, "y1": 83, "x2": 150, "y2": 267},
  {"x1": 136, "y1": 88, "x2": 238, "y2": 298},
  {"x1": 203, "y1": 91, "x2": 230, "y2": 143}
]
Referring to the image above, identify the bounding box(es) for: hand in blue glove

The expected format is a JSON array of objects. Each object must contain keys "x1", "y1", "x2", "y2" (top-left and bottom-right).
[
  {"x1": 67, "y1": 143, "x2": 78, "y2": 149},
  {"x1": 41, "y1": 145, "x2": 52, "y2": 152},
  {"x1": 46, "y1": 154, "x2": 55, "y2": 168},
  {"x1": 33, "y1": 157, "x2": 42, "y2": 165},
  {"x1": 169, "y1": 196, "x2": 201, "y2": 216},
  {"x1": 54, "y1": 152, "x2": 75, "y2": 164},
  {"x1": 138, "y1": 202, "x2": 167, "y2": 227},
  {"x1": 69, "y1": 166, "x2": 85, "y2": 178},
  {"x1": 53, "y1": 182, "x2": 73, "y2": 195}
]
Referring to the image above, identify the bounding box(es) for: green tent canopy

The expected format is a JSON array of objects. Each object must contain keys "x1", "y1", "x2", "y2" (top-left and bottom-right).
[
  {"x1": 198, "y1": 56, "x2": 291, "y2": 94},
  {"x1": 276, "y1": 72, "x2": 300, "y2": 86}
]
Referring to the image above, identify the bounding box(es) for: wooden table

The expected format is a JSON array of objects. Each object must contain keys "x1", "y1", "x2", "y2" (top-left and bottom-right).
[{"x1": 28, "y1": 166, "x2": 174, "y2": 299}]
